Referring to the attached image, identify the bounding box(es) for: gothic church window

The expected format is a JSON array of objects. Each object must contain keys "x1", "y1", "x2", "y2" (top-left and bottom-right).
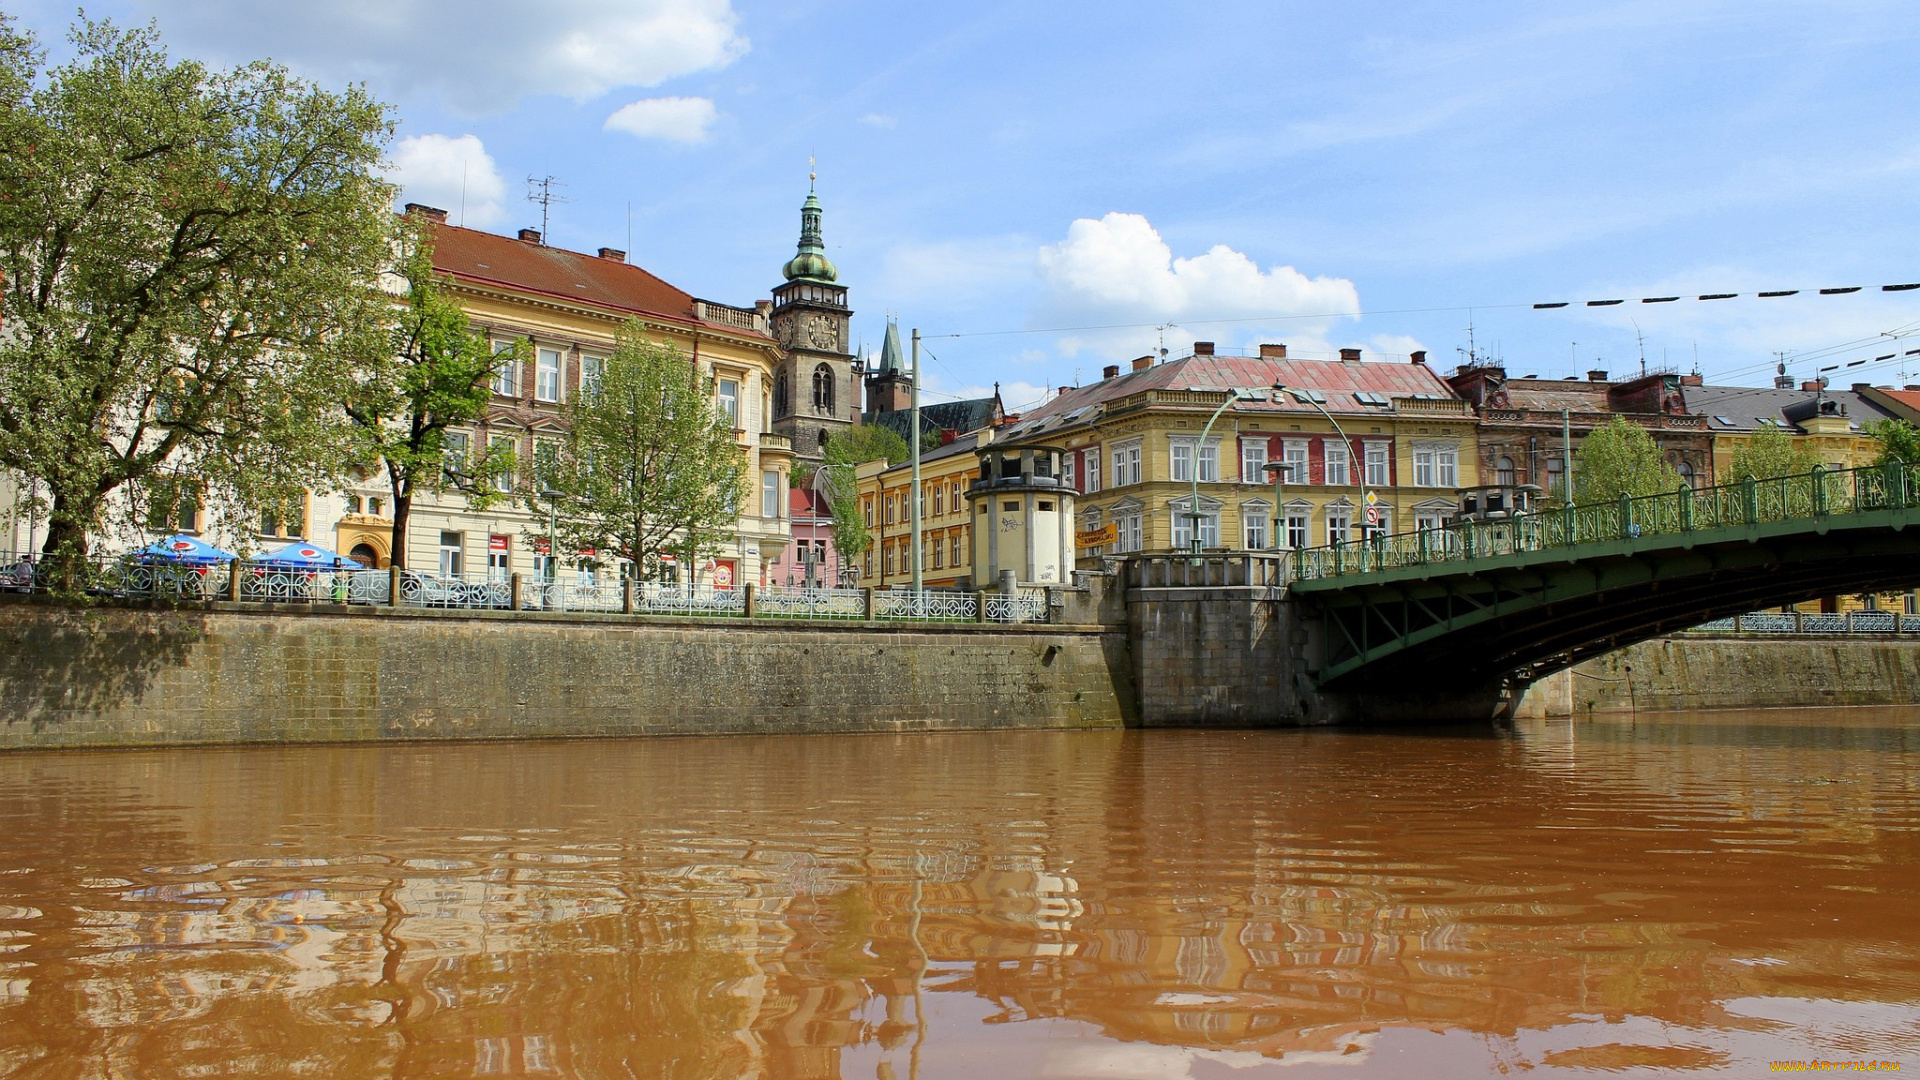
[
  {"x1": 774, "y1": 371, "x2": 790, "y2": 418},
  {"x1": 812, "y1": 364, "x2": 835, "y2": 415}
]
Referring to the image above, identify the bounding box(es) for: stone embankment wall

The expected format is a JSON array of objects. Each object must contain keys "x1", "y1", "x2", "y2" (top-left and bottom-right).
[
  {"x1": 1517, "y1": 635, "x2": 1920, "y2": 716},
  {"x1": 0, "y1": 601, "x2": 1135, "y2": 750}
]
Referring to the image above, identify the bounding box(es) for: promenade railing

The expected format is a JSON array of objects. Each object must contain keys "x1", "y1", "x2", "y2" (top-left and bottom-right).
[
  {"x1": 1291, "y1": 461, "x2": 1919, "y2": 583},
  {"x1": 0, "y1": 553, "x2": 1051, "y2": 625}
]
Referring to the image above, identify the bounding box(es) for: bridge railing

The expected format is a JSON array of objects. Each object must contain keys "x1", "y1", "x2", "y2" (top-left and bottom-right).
[
  {"x1": 1124, "y1": 553, "x2": 1290, "y2": 590},
  {"x1": 1691, "y1": 610, "x2": 1916, "y2": 634},
  {"x1": 1292, "y1": 460, "x2": 1917, "y2": 582}
]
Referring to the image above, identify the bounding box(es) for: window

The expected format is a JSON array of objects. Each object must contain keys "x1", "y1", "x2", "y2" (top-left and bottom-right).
[
  {"x1": 1081, "y1": 447, "x2": 1101, "y2": 493},
  {"x1": 1413, "y1": 443, "x2": 1459, "y2": 487},
  {"x1": 886, "y1": 495, "x2": 897, "y2": 525},
  {"x1": 932, "y1": 536, "x2": 944, "y2": 568},
  {"x1": 1326, "y1": 507, "x2": 1352, "y2": 544},
  {"x1": 1324, "y1": 440, "x2": 1350, "y2": 486},
  {"x1": 1243, "y1": 504, "x2": 1270, "y2": 550},
  {"x1": 580, "y1": 354, "x2": 603, "y2": 399},
  {"x1": 439, "y1": 530, "x2": 463, "y2": 578},
  {"x1": 812, "y1": 364, "x2": 835, "y2": 414},
  {"x1": 1494, "y1": 455, "x2": 1516, "y2": 486},
  {"x1": 1241, "y1": 439, "x2": 1268, "y2": 485},
  {"x1": 718, "y1": 378, "x2": 740, "y2": 428},
  {"x1": 1114, "y1": 508, "x2": 1144, "y2": 553},
  {"x1": 950, "y1": 534, "x2": 962, "y2": 566},
  {"x1": 442, "y1": 430, "x2": 471, "y2": 481},
  {"x1": 1677, "y1": 460, "x2": 1696, "y2": 489},
  {"x1": 886, "y1": 544, "x2": 897, "y2": 575},
  {"x1": 487, "y1": 537, "x2": 510, "y2": 582},
  {"x1": 1282, "y1": 441, "x2": 1309, "y2": 489},
  {"x1": 1285, "y1": 508, "x2": 1310, "y2": 549},
  {"x1": 864, "y1": 550, "x2": 874, "y2": 579},
  {"x1": 1168, "y1": 437, "x2": 1221, "y2": 483},
  {"x1": 490, "y1": 435, "x2": 516, "y2": 493},
  {"x1": 532, "y1": 440, "x2": 560, "y2": 492},
  {"x1": 148, "y1": 486, "x2": 200, "y2": 533},
  {"x1": 1416, "y1": 511, "x2": 1447, "y2": 534},
  {"x1": 774, "y1": 371, "x2": 790, "y2": 418},
  {"x1": 762, "y1": 470, "x2": 780, "y2": 518},
  {"x1": 1437, "y1": 446, "x2": 1459, "y2": 487},
  {"x1": 491, "y1": 342, "x2": 517, "y2": 397},
  {"x1": 933, "y1": 485, "x2": 944, "y2": 516},
  {"x1": 1544, "y1": 456, "x2": 1565, "y2": 496},
  {"x1": 863, "y1": 498, "x2": 874, "y2": 528},
  {"x1": 1171, "y1": 500, "x2": 1219, "y2": 551},
  {"x1": 1112, "y1": 440, "x2": 1143, "y2": 487},
  {"x1": 535, "y1": 348, "x2": 562, "y2": 402},
  {"x1": 1062, "y1": 455, "x2": 1076, "y2": 491},
  {"x1": 368, "y1": 498, "x2": 384, "y2": 516},
  {"x1": 1365, "y1": 442, "x2": 1389, "y2": 487}
]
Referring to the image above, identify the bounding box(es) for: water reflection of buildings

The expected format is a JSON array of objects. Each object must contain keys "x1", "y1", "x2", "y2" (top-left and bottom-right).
[{"x1": 3, "y1": 723, "x2": 1919, "y2": 1078}]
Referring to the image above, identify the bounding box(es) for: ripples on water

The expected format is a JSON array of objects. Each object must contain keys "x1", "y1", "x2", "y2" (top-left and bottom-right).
[{"x1": 0, "y1": 711, "x2": 1917, "y2": 1078}]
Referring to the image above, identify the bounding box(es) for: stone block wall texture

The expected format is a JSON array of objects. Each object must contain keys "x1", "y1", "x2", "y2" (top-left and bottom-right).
[
  {"x1": 1128, "y1": 590, "x2": 1296, "y2": 727},
  {"x1": 1517, "y1": 635, "x2": 1920, "y2": 716},
  {"x1": 0, "y1": 602, "x2": 1136, "y2": 750}
]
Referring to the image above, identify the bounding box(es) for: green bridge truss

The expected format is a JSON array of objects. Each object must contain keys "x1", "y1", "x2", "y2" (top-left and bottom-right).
[{"x1": 1286, "y1": 463, "x2": 1920, "y2": 691}]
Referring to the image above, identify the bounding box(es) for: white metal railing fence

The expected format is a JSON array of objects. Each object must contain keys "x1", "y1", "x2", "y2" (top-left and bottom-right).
[
  {"x1": 1691, "y1": 610, "x2": 1918, "y2": 634},
  {"x1": 874, "y1": 589, "x2": 979, "y2": 621},
  {"x1": 756, "y1": 586, "x2": 868, "y2": 620}
]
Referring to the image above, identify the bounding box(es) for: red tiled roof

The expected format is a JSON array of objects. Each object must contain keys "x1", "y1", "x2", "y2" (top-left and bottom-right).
[
  {"x1": 426, "y1": 222, "x2": 771, "y2": 340},
  {"x1": 1884, "y1": 389, "x2": 1920, "y2": 412},
  {"x1": 1004, "y1": 353, "x2": 1459, "y2": 436},
  {"x1": 789, "y1": 488, "x2": 829, "y2": 517}
]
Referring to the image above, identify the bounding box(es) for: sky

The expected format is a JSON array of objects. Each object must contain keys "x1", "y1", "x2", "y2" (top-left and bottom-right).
[{"x1": 11, "y1": 1, "x2": 1920, "y2": 414}]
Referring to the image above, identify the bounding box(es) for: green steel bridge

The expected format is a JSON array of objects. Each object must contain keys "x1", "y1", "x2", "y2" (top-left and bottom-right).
[{"x1": 1285, "y1": 462, "x2": 1920, "y2": 694}]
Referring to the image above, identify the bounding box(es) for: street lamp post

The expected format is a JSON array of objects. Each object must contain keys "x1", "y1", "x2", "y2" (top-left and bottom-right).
[
  {"x1": 1262, "y1": 461, "x2": 1296, "y2": 549},
  {"x1": 1273, "y1": 383, "x2": 1370, "y2": 542},
  {"x1": 1188, "y1": 388, "x2": 1267, "y2": 558},
  {"x1": 540, "y1": 488, "x2": 563, "y2": 585}
]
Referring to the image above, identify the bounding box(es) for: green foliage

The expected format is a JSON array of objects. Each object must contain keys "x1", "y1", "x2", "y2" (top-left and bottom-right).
[
  {"x1": 0, "y1": 15, "x2": 394, "y2": 574},
  {"x1": 824, "y1": 424, "x2": 911, "y2": 470},
  {"x1": 1728, "y1": 423, "x2": 1822, "y2": 482},
  {"x1": 1866, "y1": 418, "x2": 1920, "y2": 466},
  {"x1": 346, "y1": 219, "x2": 516, "y2": 567},
  {"x1": 1572, "y1": 418, "x2": 1683, "y2": 504},
  {"x1": 543, "y1": 325, "x2": 747, "y2": 578}
]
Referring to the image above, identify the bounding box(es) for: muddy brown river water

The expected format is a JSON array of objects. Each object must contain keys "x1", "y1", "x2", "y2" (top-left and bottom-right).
[{"x1": 1, "y1": 710, "x2": 1917, "y2": 1078}]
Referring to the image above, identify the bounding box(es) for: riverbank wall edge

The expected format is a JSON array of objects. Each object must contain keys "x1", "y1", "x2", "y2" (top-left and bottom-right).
[
  {"x1": 1516, "y1": 634, "x2": 1920, "y2": 716},
  {"x1": 0, "y1": 602, "x2": 1136, "y2": 750}
]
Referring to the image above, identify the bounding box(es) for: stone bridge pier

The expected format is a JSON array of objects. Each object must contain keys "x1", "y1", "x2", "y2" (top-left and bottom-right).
[{"x1": 1121, "y1": 555, "x2": 1508, "y2": 727}]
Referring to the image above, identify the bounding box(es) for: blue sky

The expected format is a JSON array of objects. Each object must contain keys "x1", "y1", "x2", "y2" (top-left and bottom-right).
[{"x1": 13, "y1": 1, "x2": 1920, "y2": 412}]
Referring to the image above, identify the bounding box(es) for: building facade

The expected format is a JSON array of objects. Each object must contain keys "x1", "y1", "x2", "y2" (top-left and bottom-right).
[
  {"x1": 997, "y1": 344, "x2": 1481, "y2": 559},
  {"x1": 855, "y1": 432, "x2": 989, "y2": 589}
]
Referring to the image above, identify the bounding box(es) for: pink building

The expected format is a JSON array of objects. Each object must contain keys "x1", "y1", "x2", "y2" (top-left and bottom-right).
[{"x1": 768, "y1": 488, "x2": 847, "y2": 586}]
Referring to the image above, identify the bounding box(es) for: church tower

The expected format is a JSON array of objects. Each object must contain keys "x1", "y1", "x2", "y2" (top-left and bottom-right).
[{"x1": 769, "y1": 180, "x2": 854, "y2": 462}]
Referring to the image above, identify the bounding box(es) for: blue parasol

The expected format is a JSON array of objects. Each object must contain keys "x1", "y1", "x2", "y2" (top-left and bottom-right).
[
  {"x1": 251, "y1": 540, "x2": 356, "y2": 569},
  {"x1": 130, "y1": 534, "x2": 237, "y2": 566}
]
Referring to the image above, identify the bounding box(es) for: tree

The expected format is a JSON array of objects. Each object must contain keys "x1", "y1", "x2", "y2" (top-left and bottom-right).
[
  {"x1": 1729, "y1": 422, "x2": 1822, "y2": 481},
  {"x1": 807, "y1": 423, "x2": 912, "y2": 569},
  {"x1": 544, "y1": 325, "x2": 747, "y2": 579},
  {"x1": 345, "y1": 219, "x2": 518, "y2": 568},
  {"x1": 1866, "y1": 418, "x2": 1920, "y2": 466},
  {"x1": 0, "y1": 17, "x2": 394, "y2": 576},
  {"x1": 1573, "y1": 417, "x2": 1682, "y2": 504}
]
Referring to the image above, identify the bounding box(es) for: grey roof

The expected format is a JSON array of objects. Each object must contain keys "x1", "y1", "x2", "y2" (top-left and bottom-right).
[
  {"x1": 875, "y1": 320, "x2": 904, "y2": 374},
  {"x1": 862, "y1": 397, "x2": 1002, "y2": 441},
  {"x1": 1680, "y1": 383, "x2": 1897, "y2": 432},
  {"x1": 874, "y1": 429, "x2": 989, "y2": 478}
]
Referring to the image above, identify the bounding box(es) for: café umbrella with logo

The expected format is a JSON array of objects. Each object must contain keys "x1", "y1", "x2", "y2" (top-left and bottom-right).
[{"x1": 130, "y1": 534, "x2": 237, "y2": 566}]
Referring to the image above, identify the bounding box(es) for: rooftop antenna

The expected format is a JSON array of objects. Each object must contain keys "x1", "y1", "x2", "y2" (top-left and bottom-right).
[
  {"x1": 1632, "y1": 319, "x2": 1647, "y2": 377},
  {"x1": 1156, "y1": 323, "x2": 1173, "y2": 359},
  {"x1": 526, "y1": 175, "x2": 570, "y2": 238},
  {"x1": 1570, "y1": 341, "x2": 1577, "y2": 379}
]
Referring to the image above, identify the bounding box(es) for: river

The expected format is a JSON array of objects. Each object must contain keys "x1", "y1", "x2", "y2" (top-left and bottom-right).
[{"x1": 0, "y1": 710, "x2": 1916, "y2": 1078}]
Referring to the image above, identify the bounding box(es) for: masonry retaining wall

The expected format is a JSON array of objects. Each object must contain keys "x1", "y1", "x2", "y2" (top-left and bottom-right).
[
  {"x1": 0, "y1": 600, "x2": 1136, "y2": 750},
  {"x1": 1516, "y1": 635, "x2": 1920, "y2": 716}
]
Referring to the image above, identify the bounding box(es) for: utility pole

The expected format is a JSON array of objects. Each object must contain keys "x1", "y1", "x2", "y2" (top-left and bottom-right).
[
  {"x1": 910, "y1": 329, "x2": 923, "y2": 593},
  {"x1": 1562, "y1": 408, "x2": 1575, "y2": 504}
]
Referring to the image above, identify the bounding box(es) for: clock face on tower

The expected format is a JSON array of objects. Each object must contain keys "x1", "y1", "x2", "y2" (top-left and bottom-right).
[{"x1": 803, "y1": 313, "x2": 839, "y2": 351}]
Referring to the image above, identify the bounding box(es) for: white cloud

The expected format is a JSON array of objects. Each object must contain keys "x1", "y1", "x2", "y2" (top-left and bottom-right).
[
  {"x1": 136, "y1": 0, "x2": 748, "y2": 113},
  {"x1": 1035, "y1": 212, "x2": 1361, "y2": 358},
  {"x1": 604, "y1": 97, "x2": 719, "y2": 143},
  {"x1": 385, "y1": 134, "x2": 508, "y2": 227},
  {"x1": 860, "y1": 113, "x2": 898, "y2": 128},
  {"x1": 1369, "y1": 333, "x2": 1430, "y2": 361}
]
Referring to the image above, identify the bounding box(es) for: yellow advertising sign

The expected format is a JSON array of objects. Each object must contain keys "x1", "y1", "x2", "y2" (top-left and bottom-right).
[{"x1": 1076, "y1": 523, "x2": 1118, "y2": 548}]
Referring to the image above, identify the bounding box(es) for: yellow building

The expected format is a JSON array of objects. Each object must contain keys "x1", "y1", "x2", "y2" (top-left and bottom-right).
[
  {"x1": 1686, "y1": 380, "x2": 1894, "y2": 481},
  {"x1": 854, "y1": 431, "x2": 989, "y2": 588},
  {"x1": 994, "y1": 344, "x2": 1479, "y2": 559},
  {"x1": 310, "y1": 206, "x2": 796, "y2": 585}
]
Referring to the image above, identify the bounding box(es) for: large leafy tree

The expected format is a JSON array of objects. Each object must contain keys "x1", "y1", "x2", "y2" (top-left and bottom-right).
[
  {"x1": 544, "y1": 325, "x2": 746, "y2": 579},
  {"x1": 1866, "y1": 418, "x2": 1920, "y2": 466},
  {"x1": 0, "y1": 16, "x2": 394, "y2": 574},
  {"x1": 346, "y1": 219, "x2": 518, "y2": 568},
  {"x1": 810, "y1": 423, "x2": 912, "y2": 567},
  {"x1": 1573, "y1": 417, "x2": 1682, "y2": 504},
  {"x1": 1728, "y1": 422, "x2": 1822, "y2": 481}
]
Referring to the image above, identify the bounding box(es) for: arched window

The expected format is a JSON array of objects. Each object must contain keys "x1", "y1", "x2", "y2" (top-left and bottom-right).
[
  {"x1": 1494, "y1": 455, "x2": 1516, "y2": 486},
  {"x1": 773, "y1": 371, "x2": 790, "y2": 418},
  {"x1": 812, "y1": 364, "x2": 835, "y2": 415},
  {"x1": 1677, "y1": 461, "x2": 1695, "y2": 489}
]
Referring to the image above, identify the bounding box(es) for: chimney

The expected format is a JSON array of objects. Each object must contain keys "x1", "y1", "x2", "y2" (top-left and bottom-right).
[
  {"x1": 1131, "y1": 355, "x2": 1154, "y2": 372},
  {"x1": 1102, "y1": 364, "x2": 1120, "y2": 380},
  {"x1": 1680, "y1": 373, "x2": 1703, "y2": 387},
  {"x1": 1907, "y1": 384, "x2": 1920, "y2": 392},
  {"x1": 1775, "y1": 374, "x2": 1795, "y2": 389},
  {"x1": 1193, "y1": 341, "x2": 1215, "y2": 355},
  {"x1": 1411, "y1": 350, "x2": 1427, "y2": 365},
  {"x1": 597, "y1": 247, "x2": 626, "y2": 262},
  {"x1": 754, "y1": 299, "x2": 773, "y2": 316},
  {"x1": 1258, "y1": 343, "x2": 1287, "y2": 359},
  {"x1": 1587, "y1": 368, "x2": 1609, "y2": 382},
  {"x1": 518, "y1": 228, "x2": 543, "y2": 245},
  {"x1": 1340, "y1": 348, "x2": 1362, "y2": 363},
  {"x1": 1801, "y1": 380, "x2": 1822, "y2": 391},
  {"x1": 1057, "y1": 386, "x2": 1071, "y2": 397},
  {"x1": 403, "y1": 203, "x2": 449, "y2": 224}
]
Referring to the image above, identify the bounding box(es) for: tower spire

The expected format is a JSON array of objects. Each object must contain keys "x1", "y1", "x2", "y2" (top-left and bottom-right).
[{"x1": 782, "y1": 166, "x2": 837, "y2": 283}]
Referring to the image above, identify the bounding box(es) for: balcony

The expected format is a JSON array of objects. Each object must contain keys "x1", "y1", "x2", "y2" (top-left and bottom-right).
[{"x1": 693, "y1": 300, "x2": 767, "y2": 335}]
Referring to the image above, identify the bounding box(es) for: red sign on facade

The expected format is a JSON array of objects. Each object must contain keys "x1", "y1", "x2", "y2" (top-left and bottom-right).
[
  {"x1": 489, "y1": 534, "x2": 510, "y2": 551},
  {"x1": 712, "y1": 559, "x2": 735, "y2": 588}
]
